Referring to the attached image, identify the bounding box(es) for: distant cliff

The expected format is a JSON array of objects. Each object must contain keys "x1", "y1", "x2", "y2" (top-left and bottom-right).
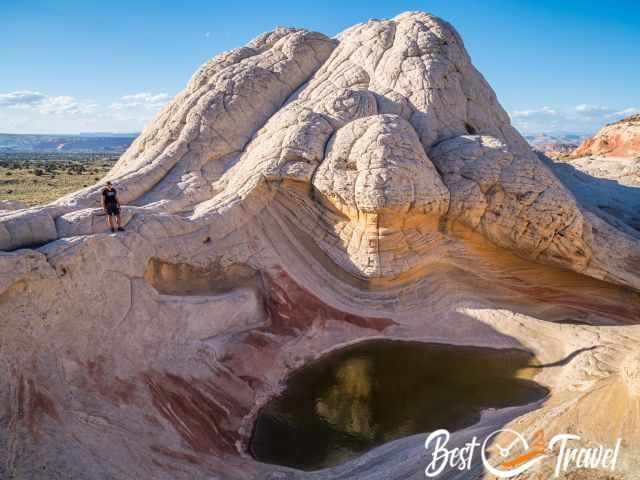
[
  {"x1": 524, "y1": 132, "x2": 588, "y2": 158},
  {"x1": 0, "y1": 132, "x2": 137, "y2": 153}
]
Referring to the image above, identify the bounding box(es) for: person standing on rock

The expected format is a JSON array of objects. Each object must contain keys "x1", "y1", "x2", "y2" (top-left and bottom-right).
[{"x1": 101, "y1": 181, "x2": 124, "y2": 233}]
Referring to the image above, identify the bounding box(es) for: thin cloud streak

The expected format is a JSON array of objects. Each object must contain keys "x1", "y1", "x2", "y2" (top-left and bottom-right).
[
  {"x1": 510, "y1": 104, "x2": 639, "y2": 134},
  {"x1": 0, "y1": 90, "x2": 172, "y2": 133}
]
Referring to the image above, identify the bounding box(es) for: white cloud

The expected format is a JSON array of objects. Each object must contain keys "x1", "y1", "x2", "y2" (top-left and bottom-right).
[
  {"x1": 510, "y1": 106, "x2": 557, "y2": 119},
  {"x1": 0, "y1": 90, "x2": 172, "y2": 134},
  {"x1": 121, "y1": 92, "x2": 169, "y2": 103},
  {"x1": 574, "y1": 104, "x2": 615, "y2": 117},
  {"x1": 510, "y1": 104, "x2": 640, "y2": 134},
  {"x1": 609, "y1": 107, "x2": 640, "y2": 118},
  {"x1": 0, "y1": 90, "x2": 99, "y2": 116},
  {"x1": 110, "y1": 92, "x2": 169, "y2": 111},
  {"x1": 38, "y1": 96, "x2": 99, "y2": 115},
  {"x1": 37, "y1": 95, "x2": 76, "y2": 113},
  {"x1": 0, "y1": 90, "x2": 48, "y2": 107}
]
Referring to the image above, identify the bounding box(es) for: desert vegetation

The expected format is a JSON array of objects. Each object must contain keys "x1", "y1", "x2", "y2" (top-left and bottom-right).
[{"x1": 0, "y1": 152, "x2": 116, "y2": 205}]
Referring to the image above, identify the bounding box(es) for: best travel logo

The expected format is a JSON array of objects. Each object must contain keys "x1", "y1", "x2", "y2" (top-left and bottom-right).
[{"x1": 424, "y1": 428, "x2": 622, "y2": 478}]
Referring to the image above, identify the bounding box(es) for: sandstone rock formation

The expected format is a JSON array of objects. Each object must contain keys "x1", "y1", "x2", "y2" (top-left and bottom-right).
[
  {"x1": 573, "y1": 114, "x2": 640, "y2": 157},
  {"x1": 0, "y1": 199, "x2": 27, "y2": 212},
  {"x1": 552, "y1": 154, "x2": 640, "y2": 234},
  {"x1": 2, "y1": 12, "x2": 640, "y2": 480}
]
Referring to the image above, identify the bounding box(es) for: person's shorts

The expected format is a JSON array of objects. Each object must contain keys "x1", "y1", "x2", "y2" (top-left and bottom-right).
[{"x1": 105, "y1": 204, "x2": 120, "y2": 216}]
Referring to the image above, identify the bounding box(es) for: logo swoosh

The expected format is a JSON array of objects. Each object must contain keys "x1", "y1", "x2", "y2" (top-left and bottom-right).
[{"x1": 481, "y1": 429, "x2": 547, "y2": 479}]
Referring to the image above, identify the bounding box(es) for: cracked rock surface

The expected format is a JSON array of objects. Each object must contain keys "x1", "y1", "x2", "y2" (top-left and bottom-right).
[{"x1": 1, "y1": 11, "x2": 640, "y2": 480}]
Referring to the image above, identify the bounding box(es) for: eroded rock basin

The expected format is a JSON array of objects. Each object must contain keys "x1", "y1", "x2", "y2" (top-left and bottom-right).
[{"x1": 249, "y1": 340, "x2": 548, "y2": 471}]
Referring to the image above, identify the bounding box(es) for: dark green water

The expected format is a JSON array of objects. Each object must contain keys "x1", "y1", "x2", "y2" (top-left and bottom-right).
[{"x1": 249, "y1": 340, "x2": 548, "y2": 471}]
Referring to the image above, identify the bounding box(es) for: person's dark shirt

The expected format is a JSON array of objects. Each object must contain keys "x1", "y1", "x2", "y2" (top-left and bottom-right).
[{"x1": 102, "y1": 187, "x2": 118, "y2": 206}]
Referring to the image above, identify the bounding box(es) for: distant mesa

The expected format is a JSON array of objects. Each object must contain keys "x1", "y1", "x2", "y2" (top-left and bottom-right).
[
  {"x1": 524, "y1": 132, "x2": 589, "y2": 159},
  {"x1": 0, "y1": 132, "x2": 139, "y2": 153}
]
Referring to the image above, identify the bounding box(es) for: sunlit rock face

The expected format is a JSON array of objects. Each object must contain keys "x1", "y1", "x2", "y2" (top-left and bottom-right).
[
  {"x1": 572, "y1": 114, "x2": 640, "y2": 157},
  {"x1": 312, "y1": 114, "x2": 450, "y2": 277},
  {"x1": 2, "y1": 11, "x2": 640, "y2": 480}
]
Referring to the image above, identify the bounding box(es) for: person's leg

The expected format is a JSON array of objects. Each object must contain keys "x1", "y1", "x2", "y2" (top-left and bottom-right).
[
  {"x1": 116, "y1": 212, "x2": 124, "y2": 231},
  {"x1": 107, "y1": 214, "x2": 115, "y2": 232}
]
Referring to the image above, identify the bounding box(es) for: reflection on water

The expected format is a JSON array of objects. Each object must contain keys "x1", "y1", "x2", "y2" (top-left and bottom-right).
[{"x1": 249, "y1": 340, "x2": 548, "y2": 471}]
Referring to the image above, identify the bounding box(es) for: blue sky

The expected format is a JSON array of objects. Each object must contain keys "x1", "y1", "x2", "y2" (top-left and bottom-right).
[{"x1": 2, "y1": 0, "x2": 639, "y2": 135}]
